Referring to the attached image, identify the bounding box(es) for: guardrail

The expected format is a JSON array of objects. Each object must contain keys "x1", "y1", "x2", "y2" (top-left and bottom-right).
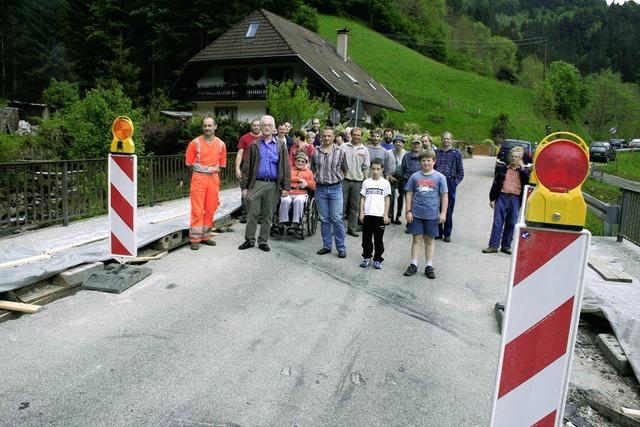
[
  {"x1": 0, "y1": 153, "x2": 239, "y2": 235},
  {"x1": 583, "y1": 192, "x2": 620, "y2": 236},
  {"x1": 617, "y1": 187, "x2": 640, "y2": 246}
]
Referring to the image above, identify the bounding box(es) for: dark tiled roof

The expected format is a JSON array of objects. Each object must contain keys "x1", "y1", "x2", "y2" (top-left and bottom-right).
[
  {"x1": 192, "y1": 10, "x2": 295, "y2": 61},
  {"x1": 183, "y1": 9, "x2": 405, "y2": 112}
]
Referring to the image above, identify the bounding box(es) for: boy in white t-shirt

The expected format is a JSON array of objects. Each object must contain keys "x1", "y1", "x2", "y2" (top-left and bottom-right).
[{"x1": 358, "y1": 158, "x2": 391, "y2": 269}]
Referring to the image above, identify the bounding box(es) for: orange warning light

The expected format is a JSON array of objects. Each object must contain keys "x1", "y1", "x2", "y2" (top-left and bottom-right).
[{"x1": 110, "y1": 116, "x2": 135, "y2": 154}]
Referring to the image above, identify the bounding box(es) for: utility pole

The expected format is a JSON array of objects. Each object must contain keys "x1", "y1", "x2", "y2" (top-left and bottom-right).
[{"x1": 542, "y1": 38, "x2": 548, "y2": 82}]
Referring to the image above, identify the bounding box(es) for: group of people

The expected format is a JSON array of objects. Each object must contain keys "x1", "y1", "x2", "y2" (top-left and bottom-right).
[{"x1": 186, "y1": 114, "x2": 533, "y2": 280}]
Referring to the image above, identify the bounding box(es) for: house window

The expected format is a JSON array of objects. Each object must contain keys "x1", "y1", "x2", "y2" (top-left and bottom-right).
[
  {"x1": 223, "y1": 68, "x2": 248, "y2": 85},
  {"x1": 330, "y1": 68, "x2": 341, "y2": 78},
  {"x1": 343, "y1": 71, "x2": 358, "y2": 83},
  {"x1": 267, "y1": 67, "x2": 294, "y2": 82},
  {"x1": 246, "y1": 21, "x2": 260, "y2": 38},
  {"x1": 215, "y1": 107, "x2": 237, "y2": 120},
  {"x1": 367, "y1": 81, "x2": 377, "y2": 90}
]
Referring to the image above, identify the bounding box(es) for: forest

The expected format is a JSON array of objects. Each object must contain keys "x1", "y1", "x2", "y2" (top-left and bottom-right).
[{"x1": 0, "y1": 0, "x2": 639, "y2": 158}]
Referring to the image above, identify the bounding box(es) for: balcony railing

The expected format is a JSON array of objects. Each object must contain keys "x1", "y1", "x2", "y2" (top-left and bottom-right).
[{"x1": 178, "y1": 85, "x2": 267, "y2": 101}]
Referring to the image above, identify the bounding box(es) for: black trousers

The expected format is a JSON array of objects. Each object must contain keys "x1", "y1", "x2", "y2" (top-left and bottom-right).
[{"x1": 361, "y1": 215, "x2": 386, "y2": 261}]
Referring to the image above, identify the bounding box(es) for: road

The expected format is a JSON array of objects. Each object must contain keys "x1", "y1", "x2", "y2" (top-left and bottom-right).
[{"x1": 0, "y1": 156, "x2": 513, "y2": 427}]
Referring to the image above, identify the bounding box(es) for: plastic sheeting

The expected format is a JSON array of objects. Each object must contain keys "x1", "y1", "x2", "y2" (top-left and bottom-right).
[
  {"x1": 582, "y1": 244, "x2": 640, "y2": 383},
  {"x1": 0, "y1": 188, "x2": 241, "y2": 293}
]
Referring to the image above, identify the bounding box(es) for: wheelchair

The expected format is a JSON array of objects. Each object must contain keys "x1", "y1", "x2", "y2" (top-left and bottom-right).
[{"x1": 270, "y1": 192, "x2": 318, "y2": 240}]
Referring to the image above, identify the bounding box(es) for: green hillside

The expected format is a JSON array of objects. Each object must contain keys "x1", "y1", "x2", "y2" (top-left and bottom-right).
[{"x1": 317, "y1": 14, "x2": 587, "y2": 143}]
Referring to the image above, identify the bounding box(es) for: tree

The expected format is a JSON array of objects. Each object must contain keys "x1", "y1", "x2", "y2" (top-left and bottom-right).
[
  {"x1": 41, "y1": 78, "x2": 80, "y2": 111},
  {"x1": 533, "y1": 81, "x2": 557, "y2": 119},
  {"x1": 266, "y1": 79, "x2": 330, "y2": 131},
  {"x1": 39, "y1": 82, "x2": 144, "y2": 159},
  {"x1": 583, "y1": 69, "x2": 640, "y2": 138},
  {"x1": 518, "y1": 55, "x2": 544, "y2": 89},
  {"x1": 547, "y1": 61, "x2": 587, "y2": 120}
]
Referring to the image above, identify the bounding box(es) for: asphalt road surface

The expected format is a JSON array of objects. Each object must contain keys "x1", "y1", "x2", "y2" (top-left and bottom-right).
[{"x1": 0, "y1": 156, "x2": 514, "y2": 427}]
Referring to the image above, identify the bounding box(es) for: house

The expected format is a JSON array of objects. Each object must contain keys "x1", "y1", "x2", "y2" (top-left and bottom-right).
[{"x1": 169, "y1": 9, "x2": 405, "y2": 123}]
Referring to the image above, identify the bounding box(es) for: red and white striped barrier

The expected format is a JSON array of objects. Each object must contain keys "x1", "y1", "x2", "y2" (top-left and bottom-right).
[
  {"x1": 108, "y1": 154, "x2": 137, "y2": 260},
  {"x1": 490, "y1": 225, "x2": 590, "y2": 427}
]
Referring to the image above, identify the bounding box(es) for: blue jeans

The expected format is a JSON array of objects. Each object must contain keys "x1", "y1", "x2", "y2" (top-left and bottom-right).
[
  {"x1": 489, "y1": 193, "x2": 520, "y2": 249},
  {"x1": 315, "y1": 183, "x2": 346, "y2": 251}
]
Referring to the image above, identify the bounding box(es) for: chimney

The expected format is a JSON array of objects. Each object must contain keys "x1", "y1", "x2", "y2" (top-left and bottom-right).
[{"x1": 336, "y1": 28, "x2": 350, "y2": 61}]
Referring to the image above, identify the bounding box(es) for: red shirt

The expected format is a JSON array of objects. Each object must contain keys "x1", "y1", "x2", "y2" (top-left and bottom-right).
[{"x1": 238, "y1": 132, "x2": 260, "y2": 161}]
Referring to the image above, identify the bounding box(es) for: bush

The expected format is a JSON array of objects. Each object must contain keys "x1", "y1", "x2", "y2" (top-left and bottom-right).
[
  {"x1": 490, "y1": 113, "x2": 511, "y2": 142},
  {"x1": 42, "y1": 78, "x2": 80, "y2": 111},
  {"x1": 290, "y1": 4, "x2": 319, "y2": 32},
  {"x1": 0, "y1": 134, "x2": 51, "y2": 162},
  {"x1": 38, "y1": 82, "x2": 144, "y2": 159}
]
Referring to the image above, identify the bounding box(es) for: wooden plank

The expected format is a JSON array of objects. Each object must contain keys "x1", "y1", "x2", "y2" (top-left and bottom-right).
[
  {"x1": 0, "y1": 300, "x2": 41, "y2": 314},
  {"x1": 588, "y1": 256, "x2": 633, "y2": 283},
  {"x1": 622, "y1": 407, "x2": 640, "y2": 421}
]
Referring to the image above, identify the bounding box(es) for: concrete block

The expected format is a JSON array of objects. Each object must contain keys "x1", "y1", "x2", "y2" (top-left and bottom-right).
[
  {"x1": 597, "y1": 333, "x2": 632, "y2": 376},
  {"x1": 82, "y1": 264, "x2": 152, "y2": 294},
  {"x1": 150, "y1": 231, "x2": 185, "y2": 251},
  {"x1": 53, "y1": 262, "x2": 104, "y2": 287}
]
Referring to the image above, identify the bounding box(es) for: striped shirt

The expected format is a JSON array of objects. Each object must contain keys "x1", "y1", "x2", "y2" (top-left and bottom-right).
[{"x1": 311, "y1": 145, "x2": 348, "y2": 185}]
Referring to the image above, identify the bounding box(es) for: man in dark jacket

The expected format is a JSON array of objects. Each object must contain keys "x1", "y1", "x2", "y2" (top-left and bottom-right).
[
  {"x1": 482, "y1": 146, "x2": 530, "y2": 255},
  {"x1": 239, "y1": 115, "x2": 291, "y2": 252}
]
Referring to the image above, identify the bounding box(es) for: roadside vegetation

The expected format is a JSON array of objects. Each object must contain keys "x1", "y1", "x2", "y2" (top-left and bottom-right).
[
  {"x1": 599, "y1": 151, "x2": 640, "y2": 182},
  {"x1": 317, "y1": 14, "x2": 580, "y2": 143},
  {"x1": 582, "y1": 178, "x2": 621, "y2": 205}
]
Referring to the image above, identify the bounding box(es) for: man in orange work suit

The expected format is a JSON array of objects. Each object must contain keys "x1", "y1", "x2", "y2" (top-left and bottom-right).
[{"x1": 185, "y1": 116, "x2": 227, "y2": 250}]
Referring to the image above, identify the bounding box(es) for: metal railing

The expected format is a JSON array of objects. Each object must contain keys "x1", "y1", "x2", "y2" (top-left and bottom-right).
[
  {"x1": 0, "y1": 153, "x2": 239, "y2": 235},
  {"x1": 618, "y1": 187, "x2": 640, "y2": 246},
  {"x1": 583, "y1": 192, "x2": 620, "y2": 236}
]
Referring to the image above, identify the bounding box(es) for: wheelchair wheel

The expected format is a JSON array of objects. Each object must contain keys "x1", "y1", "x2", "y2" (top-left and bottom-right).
[{"x1": 307, "y1": 198, "x2": 319, "y2": 236}]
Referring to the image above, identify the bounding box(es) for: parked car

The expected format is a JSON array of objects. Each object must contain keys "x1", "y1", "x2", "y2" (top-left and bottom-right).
[
  {"x1": 609, "y1": 138, "x2": 625, "y2": 149},
  {"x1": 629, "y1": 139, "x2": 640, "y2": 149},
  {"x1": 495, "y1": 139, "x2": 533, "y2": 172},
  {"x1": 589, "y1": 141, "x2": 616, "y2": 163}
]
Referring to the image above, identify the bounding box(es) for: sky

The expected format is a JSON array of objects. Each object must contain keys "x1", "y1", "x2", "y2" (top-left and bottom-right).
[{"x1": 606, "y1": 0, "x2": 638, "y2": 4}]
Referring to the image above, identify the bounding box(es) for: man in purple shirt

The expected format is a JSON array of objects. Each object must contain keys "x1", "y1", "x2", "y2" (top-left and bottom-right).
[{"x1": 239, "y1": 115, "x2": 291, "y2": 252}]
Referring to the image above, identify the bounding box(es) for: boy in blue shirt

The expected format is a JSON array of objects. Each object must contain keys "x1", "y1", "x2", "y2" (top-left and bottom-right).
[{"x1": 403, "y1": 149, "x2": 448, "y2": 279}]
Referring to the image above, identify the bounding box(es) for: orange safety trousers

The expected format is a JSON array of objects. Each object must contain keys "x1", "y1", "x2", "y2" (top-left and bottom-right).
[{"x1": 189, "y1": 172, "x2": 220, "y2": 242}]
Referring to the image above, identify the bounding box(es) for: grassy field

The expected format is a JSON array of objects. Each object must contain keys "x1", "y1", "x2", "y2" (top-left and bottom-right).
[
  {"x1": 599, "y1": 151, "x2": 640, "y2": 181},
  {"x1": 582, "y1": 178, "x2": 621, "y2": 204},
  {"x1": 317, "y1": 15, "x2": 589, "y2": 143}
]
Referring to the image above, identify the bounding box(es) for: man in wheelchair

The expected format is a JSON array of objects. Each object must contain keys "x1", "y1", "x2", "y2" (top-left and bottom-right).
[{"x1": 277, "y1": 152, "x2": 316, "y2": 235}]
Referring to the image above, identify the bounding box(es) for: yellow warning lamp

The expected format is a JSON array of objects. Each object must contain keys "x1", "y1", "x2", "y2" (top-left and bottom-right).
[
  {"x1": 110, "y1": 116, "x2": 135, "y2": 154},
  {"x1": 525, "y1": 132, "x2": 590, "y2": 230}
]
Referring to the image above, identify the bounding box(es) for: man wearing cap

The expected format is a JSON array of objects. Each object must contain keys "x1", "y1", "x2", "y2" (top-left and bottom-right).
[
  {"x1": 389, "y1": 134, "x2": 407, "y2": 223},
  {"x1": 341, "y1": 127, "x2": 370, "y2": 237},
  {"x1": 278, "y1": 152, "x2": 316, "y2": 231},
  {"x1": 434, "y1": 131, "x2": 464, "y2": 242},
  {"x1": 239, "y1": 115, "x2": 291, "y2": 252}
]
